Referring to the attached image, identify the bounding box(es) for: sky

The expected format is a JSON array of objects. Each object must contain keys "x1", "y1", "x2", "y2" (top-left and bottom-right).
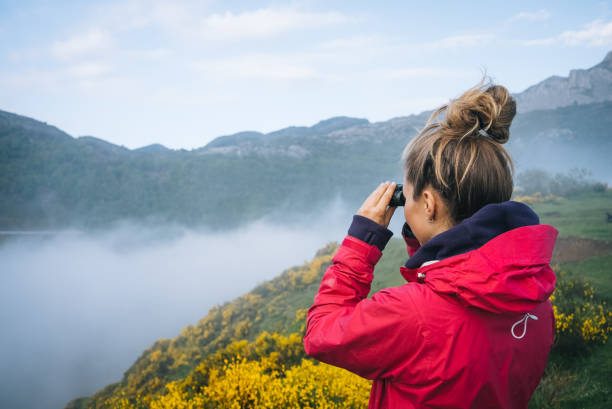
[{"x1": 1, "y1": 0, "x2": 611, "y2": 150}]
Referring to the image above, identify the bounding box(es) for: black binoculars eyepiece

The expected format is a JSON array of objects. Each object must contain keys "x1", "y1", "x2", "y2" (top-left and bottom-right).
[{"x1": 389, "y1": 184, "x2": 405, "y2": 207}]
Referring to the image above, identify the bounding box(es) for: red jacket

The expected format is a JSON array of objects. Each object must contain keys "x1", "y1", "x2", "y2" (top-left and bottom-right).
[{"x1": 303, "y1": 201, "x2": 558, "y2": 409}]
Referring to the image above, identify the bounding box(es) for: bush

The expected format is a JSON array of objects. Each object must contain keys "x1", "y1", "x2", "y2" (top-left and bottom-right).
[
  {"x1": 593, "y1": 182, "x2": 608, "y2": 193},
  {"x1": 550, "y1": 272, "x2": 612, "y2": 354},
  {"x1": 104, "y1": 357, "x2": 371, "y2": 409},
  {"x1": 515, "y1": 168, "x2": 607, "y2": 197},
  {"x1": 513, "y1": 192, "x2": 564, "y2": 205}
]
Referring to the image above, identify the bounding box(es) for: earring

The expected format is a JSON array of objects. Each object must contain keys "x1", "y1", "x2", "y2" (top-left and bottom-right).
[{"x1": 427, "y1": 217, "x2": 434, "y2": 223}]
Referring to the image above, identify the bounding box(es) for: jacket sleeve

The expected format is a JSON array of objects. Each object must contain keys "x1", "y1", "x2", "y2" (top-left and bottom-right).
[
  {"x1": 402, "y1": 222, "x2": 421, "y2": 257},
  {"x1": 303, "y1": 234, "x2": 423, "y2": 380}
]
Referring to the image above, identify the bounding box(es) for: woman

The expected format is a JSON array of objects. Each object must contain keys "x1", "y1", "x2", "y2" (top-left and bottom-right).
[{"x1": 302, "y1": 81, "x2": 558, "y2": 409}]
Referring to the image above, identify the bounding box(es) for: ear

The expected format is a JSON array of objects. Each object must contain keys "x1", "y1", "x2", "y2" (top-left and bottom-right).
[{"x1": 421, "y1": 187, "x2": 437, "y2": 221}]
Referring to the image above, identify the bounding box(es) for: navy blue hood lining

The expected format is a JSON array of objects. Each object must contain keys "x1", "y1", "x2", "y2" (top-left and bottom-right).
[{"x1": 403, "y1": 201, "x2": 540, "y2": 269}]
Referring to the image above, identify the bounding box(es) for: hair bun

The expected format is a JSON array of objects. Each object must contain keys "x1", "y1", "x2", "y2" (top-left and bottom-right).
[
  {"x1": 443, "y1": 81, "x2": 516, "y2": 144},
  {"x1": 483, "y1": 85, "x2": 516, "y2": 143}
]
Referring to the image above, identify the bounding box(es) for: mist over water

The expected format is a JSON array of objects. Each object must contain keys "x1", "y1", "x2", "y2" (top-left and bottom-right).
[{"x1": 0, "y1": 199, "x2": 388, "y2": 409}]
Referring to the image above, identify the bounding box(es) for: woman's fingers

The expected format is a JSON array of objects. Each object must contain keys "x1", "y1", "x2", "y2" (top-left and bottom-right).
[
  {"x1": 377, "y1": 182, "x2": 396, "y2": 211},
  {"x1": 363, "y1": 182, "x2": 388, "y2": 207},
  {"x1": 357, "y1": 181, "x2": 397, "y2": 227}
]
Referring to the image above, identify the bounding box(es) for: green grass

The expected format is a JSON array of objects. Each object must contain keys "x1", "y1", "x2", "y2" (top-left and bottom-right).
[
  {"x1": 533, "y1": 191, "x2": 612, "y2": 407},
  {"x1": 556, "y1": 253, "x2": 612, "y2": 303},
  {"x1": 371, "y1": 238, "x2": 408, "y2": 293},
  {"x1": 520, "y1": 192, "x2": 612, "y2": 408},
  {"x1": 528, "y1": 190, "x2": 612, "y2": 242},
  {"x1": 531, "y1": 340, "x2": 612, "y2": 409}
]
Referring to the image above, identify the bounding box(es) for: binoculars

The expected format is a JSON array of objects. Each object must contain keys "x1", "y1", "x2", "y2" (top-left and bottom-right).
[{"x1": 389, "y1": 184, "x2": 406, "y2": 207}]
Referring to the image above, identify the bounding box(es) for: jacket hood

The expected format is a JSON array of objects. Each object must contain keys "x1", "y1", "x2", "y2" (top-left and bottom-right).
[{"x1": 400, "y1": 201, "x2": 558, "y2": 314}]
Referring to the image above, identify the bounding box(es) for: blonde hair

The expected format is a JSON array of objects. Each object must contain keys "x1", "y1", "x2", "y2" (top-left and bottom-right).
[{"x1": 402, "y1": 78, "x2": 516, "y2": 223}]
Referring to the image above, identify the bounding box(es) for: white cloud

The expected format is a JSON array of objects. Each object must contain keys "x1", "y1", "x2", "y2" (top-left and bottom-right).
[
  {"x1": 385, "y1": 96, "x2": 450, "y2": 115},
  {"x1": 317, "y1": 33, "x2": 494, "y2": 63},
  {"x1": 7, "y1": 48, "x2": 43, "y2": 63},
  {"x1": 101, "y1": 1, "x2": 353, "y2": 42},
  {"x1": 510, "y1": 9, "x2": 551, "y2": 22},
  {"x1": 426, "y1": 33, "x2": 495, "y2": 49},
  {"x1": 560, "y1": 19, "x2": 612, "y2": 45},
  {"x1": 316, "y1": 35, "x2": 400, "y2": 59},
  {"x1": 195, "y1": 8, "x2": 352, "y2": 41},
  {"x1": 124, "y1": 48, "x2": 171, "y2": 60},
  {"x1": 319, "y1": 35, "x2": 383, "y2": 51},
  {"x1": 380, "y1": 67, "x2": 470, "y2": 80},
  {"x1": 193, "y1": 54, "x2": 321, "y2": 80},
  {"x1": 66, "y1": 62, "x2": 112, "y2": 78},
  {"x1": 105, "y1": 0, "x2": 209, "y2": 31},
  {"x1": 522, "y1": 37, "x2": 556, "y2": 46},
  {"x1": 51, "y1": 28, "x2": 113, "y2": 60},
  {"x1": 0, "y1": 69, "x2": 63, "y2": 92},
  {"x1": 523, "y1": 19, "x2": 612, "y2": 46}
]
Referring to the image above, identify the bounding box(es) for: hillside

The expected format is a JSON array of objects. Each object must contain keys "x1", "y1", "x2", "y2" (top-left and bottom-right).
[{"x1": 65, "y1": 189, "x2": 612, "y2": 409}]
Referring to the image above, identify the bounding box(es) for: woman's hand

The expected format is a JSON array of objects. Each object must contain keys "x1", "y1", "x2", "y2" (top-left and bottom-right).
[{"x1": 356, "y1": 181, "x2": 397, "y2": 228}]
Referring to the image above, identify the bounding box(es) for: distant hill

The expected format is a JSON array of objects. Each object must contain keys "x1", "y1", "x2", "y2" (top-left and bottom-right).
[
  {"x1": 1, "y1": 52, "x2": 611, "y2": 231},
  {"x1": 0, "y1": 110, "x2": 421, "y2": 230},
  {"x1": 513, "y1": 51, "x2": 612, "y2": 112},
  {"x1": 133, "y1": 143, "x2": 171, "y2": 153}
]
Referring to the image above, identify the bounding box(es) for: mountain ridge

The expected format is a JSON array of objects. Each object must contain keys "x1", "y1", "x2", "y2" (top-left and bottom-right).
[
  {"x1": 200, "y1": 50, "x2": 612, "y2": 153},
  {"x1": 2, "y1": 50, "x2": 610, "y2": 155},
  {"x1": 1, "y1": 101, "x2": 611, "y2": 230},
  {"x1": 513, "y1": 50, "x2": 612, "y2": 113},
  {"x1": 1, "y1": 52, "x2": 611, "y2": 230}
]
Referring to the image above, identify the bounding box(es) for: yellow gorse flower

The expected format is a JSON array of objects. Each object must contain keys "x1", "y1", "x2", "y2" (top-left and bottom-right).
[
  {"x1": 101, "y1": 268, "x2": 611, "y2": 409},
  {"x1": 551, "y1": 273, "x2": 611, "y2": 346}
]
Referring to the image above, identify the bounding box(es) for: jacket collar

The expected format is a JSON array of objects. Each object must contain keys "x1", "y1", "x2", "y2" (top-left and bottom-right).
[
  {"x1": 404, "y1": 201, "x2": 540, "y2": 269},
  {"x1": 400, "y1": 201, "x2": 559, "y2": 313}
]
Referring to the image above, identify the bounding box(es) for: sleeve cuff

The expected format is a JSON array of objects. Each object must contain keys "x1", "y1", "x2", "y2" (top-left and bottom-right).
[
  {"x1": 348, "y1": 215, "x2": 393, "y2": 251},
  {"x1": 402, "y1": 222, "x2": 416, "y2": 239}
]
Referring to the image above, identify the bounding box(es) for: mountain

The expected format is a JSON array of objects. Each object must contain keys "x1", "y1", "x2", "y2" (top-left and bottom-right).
[
  {"x1": 0, "y1": 110, "x2": 420, "y2": 230},
  {"x1": 198, "y1": 116, "x2": 373, "y2": 157},
  {"x1": 1, "y1": 52, "x2": 611, "y2": 231},
  {"x1": 0, "y1": 109, "x2": 72, "y2": 143},
  {"x1": 197, "y1": 113, "x2": 430, "y2": 157},
  {"x1": 1, "y1": 104, "x2": 610, "y2": 231},
  {"x1": 201, "y1": 51, "x2": 612, "y2": 155},
  {"x1": 513, "y1": 51, "x2": 612, "y2": 112},
  {"x1": 133, "y1": 143, "x2": 171, "y2": 153}
]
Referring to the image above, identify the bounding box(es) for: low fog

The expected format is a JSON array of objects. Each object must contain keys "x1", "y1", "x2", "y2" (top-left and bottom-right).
[{"x1": 0, "y1": 199, "x2": 412, "y2": 409}]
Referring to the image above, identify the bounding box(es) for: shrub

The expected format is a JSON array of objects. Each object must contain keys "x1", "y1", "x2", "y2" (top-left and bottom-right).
[
  {"x1": 515, "y1": 168, "x2": 607, "y2": 197},
  {"x1": 550, "y1": 272, "x2": 612, "y2": 354},
  {"x1": 133, "y1": 357, "x2": 371, "y2": 409},
  {"x1": 513, "y1": 192, "x2": 564, "y2": 205}
]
